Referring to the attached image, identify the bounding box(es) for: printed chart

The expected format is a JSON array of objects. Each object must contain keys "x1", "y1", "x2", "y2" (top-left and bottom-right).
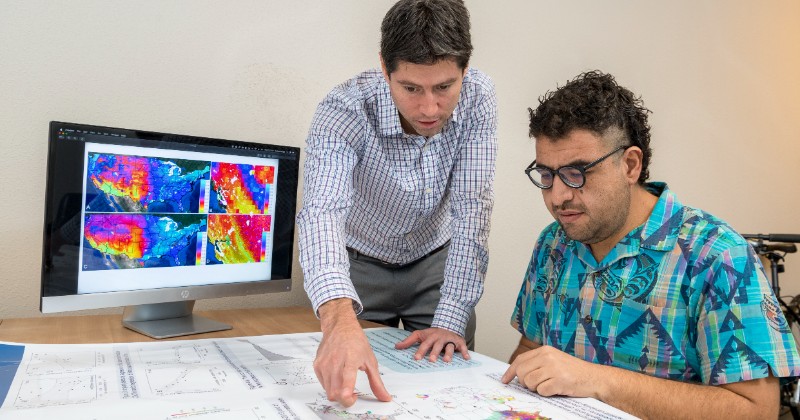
[{"x1": 0, "y1": 328, "x2": 636, "y2": 419}]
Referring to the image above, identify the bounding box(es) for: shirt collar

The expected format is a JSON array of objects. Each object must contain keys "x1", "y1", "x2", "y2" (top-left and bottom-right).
[
  {"x1": 377, "y1": 77, "x2": 405, "y2": 138},
  {"x1": 638, "y1": 182, "x2": 684, "y2": 252},
  {"x1": 573, "y1": 181, "x2": 682, "y2": 268}
]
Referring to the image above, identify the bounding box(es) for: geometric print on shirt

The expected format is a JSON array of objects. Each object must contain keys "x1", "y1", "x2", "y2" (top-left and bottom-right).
[{"x1": 512, "y1": 182, "x2": 800, "y2": 385}]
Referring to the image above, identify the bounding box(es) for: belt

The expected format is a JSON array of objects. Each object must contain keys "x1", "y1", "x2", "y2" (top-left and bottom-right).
[{"x1": 346, "y1": 241, "x2": 450, "y2": 269}]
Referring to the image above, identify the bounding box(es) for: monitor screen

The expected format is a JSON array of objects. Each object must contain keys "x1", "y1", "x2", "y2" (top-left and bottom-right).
[{"x1": 41, "y1": 121, "x2": 299, "y2": 338}]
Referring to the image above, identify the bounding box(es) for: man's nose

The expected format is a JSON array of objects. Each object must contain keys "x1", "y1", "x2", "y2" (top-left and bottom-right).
[
  {"x1": 419, "y1": 92, "x2": 437, "y2": 116},
  {"x1": 549, "y1": 174, "x2": 575, "y2": 206}
]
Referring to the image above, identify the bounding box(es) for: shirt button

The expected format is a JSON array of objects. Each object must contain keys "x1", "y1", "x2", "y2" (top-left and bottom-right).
[
  {"x1": 425, "y1": 187, "x2": 432, "y2": 194},
  {"x1": 583, "y1": 315, "x2": 592, "y2": 324}
]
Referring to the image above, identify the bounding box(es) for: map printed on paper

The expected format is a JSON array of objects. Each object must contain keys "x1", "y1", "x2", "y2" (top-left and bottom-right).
[{"x1": 0, "y1": 328, "x2": 636, "y2": 419}]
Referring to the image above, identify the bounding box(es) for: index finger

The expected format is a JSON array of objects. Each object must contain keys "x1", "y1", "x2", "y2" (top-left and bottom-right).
[
  {"x1": 500, "y1": 363, "x2": 518, "y2": 384},
  {"x1": 394, "y1": 330, "x2": 423, "y2": 350}
]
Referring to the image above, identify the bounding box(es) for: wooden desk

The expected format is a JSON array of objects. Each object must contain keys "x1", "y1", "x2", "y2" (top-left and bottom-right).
[{"x1": 0, "y1": 306, "x2": 379, "y2": 344}]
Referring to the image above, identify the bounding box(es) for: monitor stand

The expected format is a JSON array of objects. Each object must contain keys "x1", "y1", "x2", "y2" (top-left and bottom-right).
[{"x1": 122, "y1": 301, "x2": 232, "y2": 339}]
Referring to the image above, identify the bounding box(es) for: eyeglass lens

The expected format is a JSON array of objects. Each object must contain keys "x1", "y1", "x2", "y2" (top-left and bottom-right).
[
  {"x1": 529, "y1": 167, "x2": 584, "y2": 188},
  {"x1": 526, "y1": 145, "x2": 628, "y2": 189}
]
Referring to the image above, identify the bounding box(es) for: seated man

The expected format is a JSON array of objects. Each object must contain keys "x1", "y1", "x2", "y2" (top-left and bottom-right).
[{"x1": 502, "y1": 70, "x2": 800, "y2": 418}]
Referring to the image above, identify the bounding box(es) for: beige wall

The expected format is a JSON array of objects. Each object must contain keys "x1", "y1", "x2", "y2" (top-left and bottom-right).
[{"x1": 1, "y1": 0, "x2": 799, "y2": 362}]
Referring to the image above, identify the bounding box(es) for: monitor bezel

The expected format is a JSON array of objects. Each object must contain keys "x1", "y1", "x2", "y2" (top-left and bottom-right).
[{"x1": 40, "y1": 121, "x2": 298, "y2": 315}]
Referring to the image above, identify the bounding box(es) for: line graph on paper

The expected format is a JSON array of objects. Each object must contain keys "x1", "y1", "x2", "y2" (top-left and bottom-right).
[
  {"x1": 261, "y1": 361, "x2": 317, "y2": 386},
  {"x1": 240, "y1": 335, "x2": 319, "y2": 386},
  {"x1": 164, "y1": 402, "x2": 274, "y2": 419},
  {"x1": 133, "y1": 342, "x2": 231, "y2": 396},
  {"x1": 145, "y1": 365, "x2": 229, "y2": 396},
  {"x1": 135, "y1": 342, "x2": 214, "y2": 366},
  {"x1": 24, "y1": 351, "x2": 97, "y2": 376},
  {"x1": 13, "y1": 375, "x2": 102, "y2": 409},
  {"x1": 241, "y1": 335, "x2": 319, "y2": 362}
]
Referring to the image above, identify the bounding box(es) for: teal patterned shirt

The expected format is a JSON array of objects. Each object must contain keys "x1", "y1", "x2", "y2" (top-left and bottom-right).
[{"x1": 511, "y1": 182, "x2": 800, "y2": 384}]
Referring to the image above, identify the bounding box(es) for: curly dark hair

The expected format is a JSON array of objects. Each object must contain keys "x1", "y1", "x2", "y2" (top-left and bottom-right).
[
  {"x1": 380, "y1": 0, "x2": 472, "y2": 75},
  {"x1": 528, "y1": 70, "x2": 653, "y2": 184}
]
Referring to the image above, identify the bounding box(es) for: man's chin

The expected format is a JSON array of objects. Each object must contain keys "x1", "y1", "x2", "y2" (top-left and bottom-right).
[
  {"x1": 413, "y1": 123, "x2": 444, "y2": 137},
  {"x1": 558, "y1": 223, "x2": 590, "y2": 243},
  {"x1": 416, "y1": 129, "x2": 442, "y2": 137}
]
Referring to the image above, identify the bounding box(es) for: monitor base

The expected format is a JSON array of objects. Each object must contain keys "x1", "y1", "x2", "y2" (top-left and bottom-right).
[{"x1": 121, "y1": 301, "x2": 232, "y2": 339}]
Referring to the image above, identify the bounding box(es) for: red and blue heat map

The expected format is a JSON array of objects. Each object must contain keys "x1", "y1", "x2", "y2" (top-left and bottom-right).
[
  {"x1": 82, "y1": 214, "x2": 205, "y2": 270},
  {"x1": 83, "y1": 152, "x2": 275, "y2": 270},
  {"x1": 85, "y1": 214, "x2": 149, "y2": 259},
  {"x1": 87, "y1": 153, "x2": 208, "y2": 213},
  {"x1": 206, "y1": 214, "x2": 271, "y2": 265},
  {"x1": 209, "y1": 163, "x2": 274, "y2": 214}
]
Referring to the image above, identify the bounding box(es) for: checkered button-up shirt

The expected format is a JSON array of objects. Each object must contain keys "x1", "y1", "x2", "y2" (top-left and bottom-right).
[{"x1": 297, "y1": 68, "x2": 497, "y2": 334}]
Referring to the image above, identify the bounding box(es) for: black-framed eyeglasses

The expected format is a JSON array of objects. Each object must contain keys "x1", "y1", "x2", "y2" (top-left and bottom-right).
[{"x1": 524, "y1": 145, "x2": 628, "y2": 189}]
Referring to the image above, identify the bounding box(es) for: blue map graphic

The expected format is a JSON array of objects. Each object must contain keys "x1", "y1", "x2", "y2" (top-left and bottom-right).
[
  {"x1": 82, "y1": 214, "x2": 207, "y2": 270},
  {"x1": 85, "y1": 153, "x2": 209, "y2": 213}
]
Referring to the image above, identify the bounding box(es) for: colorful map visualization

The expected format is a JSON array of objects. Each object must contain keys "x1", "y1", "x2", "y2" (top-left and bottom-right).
[
  {"x1": 82, "y1": 151, "x2": 276, "y2": 271},
  {"x1": 86, "y1": 153, "x2": 209, "y2": 213},
  {"x1": 209, "y1": 162, "x2": 274, "y2": 215},
  {"x1": 206, "y1": 214, "x2": 271, "y2": 265},
  {"x1": 486, "y1": 410, "x2": 552, "y2": 420},
  {"x1": 82, "y1": 214, "x2": 206, "y2": 270}
]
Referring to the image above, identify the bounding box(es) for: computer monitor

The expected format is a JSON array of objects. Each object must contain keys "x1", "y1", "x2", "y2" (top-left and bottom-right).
[{"x1": 40, "y1": 121, "x2": 300, "y2": 339}]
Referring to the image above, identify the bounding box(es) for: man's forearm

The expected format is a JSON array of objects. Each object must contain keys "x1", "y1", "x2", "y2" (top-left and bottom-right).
[
  {"x1": 318, "y1": 298, "x2": 360, "y2": 333},
  {"x1": 592, "y1": 363, "x2": 779, "y2": 419}
]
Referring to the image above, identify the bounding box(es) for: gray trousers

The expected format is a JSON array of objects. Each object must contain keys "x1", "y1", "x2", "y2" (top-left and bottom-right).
[{"x1": 347, "y1": 243, "x2": 477, "y2": 350}]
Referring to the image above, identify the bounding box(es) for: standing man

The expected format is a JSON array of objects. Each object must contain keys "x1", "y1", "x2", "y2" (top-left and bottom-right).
[
  {"x1": 502, "y1": 70, "x2": 799, "y2": 418},
  {"x1": 296, "y1": 0, "x2": 497, "y2": 407}
]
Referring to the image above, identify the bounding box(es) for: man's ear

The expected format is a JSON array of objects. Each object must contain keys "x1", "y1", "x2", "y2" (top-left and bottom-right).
[
  {"x1": 623, "y1": 146, "x2": 644, "y2": 184},
  {"x1": 379, "y1": 53, "x2": 390, "y2": 82}
]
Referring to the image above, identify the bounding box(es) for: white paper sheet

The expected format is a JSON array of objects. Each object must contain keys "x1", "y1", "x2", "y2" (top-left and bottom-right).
[{"x1": 0, "y1": 328, "x2": 637, "y2": 419}]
